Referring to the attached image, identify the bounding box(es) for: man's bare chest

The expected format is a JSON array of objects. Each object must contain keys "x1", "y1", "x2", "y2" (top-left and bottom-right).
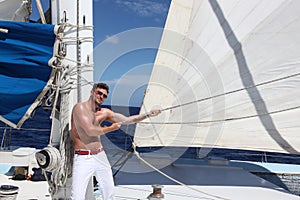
[{"x1": 95, "y1": 110, "x2": 107, "y2": 125}]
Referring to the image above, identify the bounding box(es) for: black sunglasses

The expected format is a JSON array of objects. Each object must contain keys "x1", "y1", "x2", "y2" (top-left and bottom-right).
[{"x1": 95, "y1": 90, "x2": 108, "y2": 98}]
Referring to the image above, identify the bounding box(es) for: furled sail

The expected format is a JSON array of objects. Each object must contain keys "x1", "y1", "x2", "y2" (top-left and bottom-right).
[
  {"x1": 0, "y1": 20, "x2": 57, "y2": 128},
  {"x1": 134, "y1": 0, "x2": 300, "y2": 154}
]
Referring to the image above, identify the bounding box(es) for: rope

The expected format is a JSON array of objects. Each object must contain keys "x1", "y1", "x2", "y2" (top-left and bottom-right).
[
  {"x1": 41, "y1": 20, "x2": 76, "y2": 195},
  {"x1": 0, "y1": 125, "x2": 7, "y2": 149},
  {"x1": 140, "y1": 104, "x2": 165, "y2": 145},
  {"x1": 49, "y1": 47, "x2": 75, "y2": 195},
  {"x1": 61, "y1": 36, "x2": 93, "y2": 43},
  {"x1": 63, "y1": 57, "x2": 93, "y2": 68},
  {"x1": 161, "y1": 72, "x2": 300, "y2": 112},
  {"x1": 141, "y1": 105, "x2": 300, "y2": 125},
  {"x1": 140, "y1": 72, "x2": 300, "y2": 125},
  {"x1": 0, "y1": 28, "x2": 8, "y2": 33},
  {"x1": 64, "y1": 23, "x2": 94, "y2": 30},
  {"x1": 131, "y1": 143, "x2": 229, "y2": 200}
]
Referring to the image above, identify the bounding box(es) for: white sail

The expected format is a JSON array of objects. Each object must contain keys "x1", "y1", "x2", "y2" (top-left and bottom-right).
[
  {"x1": 134, "y1": 0, "x2": 300, "y2": 154},
  {"x1": 0, "y1": 0, "x2": 31, "y2": 22}
]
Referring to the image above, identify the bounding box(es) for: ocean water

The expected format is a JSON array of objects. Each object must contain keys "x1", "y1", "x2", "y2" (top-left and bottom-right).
[{"x1": 0, "y1": 105, "x2": 299, "y2": 165}]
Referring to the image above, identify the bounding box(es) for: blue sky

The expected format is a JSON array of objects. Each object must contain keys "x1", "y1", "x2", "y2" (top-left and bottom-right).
[
  {"x1": 93, "y1": 0, "x2": 171, "y2": 107},
  {"x1": 31, "y1": 0, "x2": 171, "y2": 107}
]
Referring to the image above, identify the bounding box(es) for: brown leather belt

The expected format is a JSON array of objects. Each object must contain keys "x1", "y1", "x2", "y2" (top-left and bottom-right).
[{"x1": 74, "y1": 147, "x2": 104, "y2": 155}]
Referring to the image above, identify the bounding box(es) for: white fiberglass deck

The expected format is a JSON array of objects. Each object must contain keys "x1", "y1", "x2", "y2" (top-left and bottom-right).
[
  {"x1": 111, "y1": 155, "x2": 300, "y2": 200},
  {"x1": 1, "y1": 150, "x2": 299, "y2": 200}
]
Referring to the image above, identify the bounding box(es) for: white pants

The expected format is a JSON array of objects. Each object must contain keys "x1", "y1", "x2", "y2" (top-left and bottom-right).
[{"x1": 70, "y1": 151, "x2": 115, "y2": 200}]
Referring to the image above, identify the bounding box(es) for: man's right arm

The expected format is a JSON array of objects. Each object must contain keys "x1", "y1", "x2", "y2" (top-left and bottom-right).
[{"x1": 111, "y1": 109, "x2": 161, "y2": 125}]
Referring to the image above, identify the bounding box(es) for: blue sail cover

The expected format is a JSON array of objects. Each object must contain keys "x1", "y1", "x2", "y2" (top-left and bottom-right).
[{"x1": 0, "y1": 20, "x2": 56, "y2": 128}]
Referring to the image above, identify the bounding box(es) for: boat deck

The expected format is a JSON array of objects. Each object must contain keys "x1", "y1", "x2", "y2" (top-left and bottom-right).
[
  {"x1": 110, "y1": 155, "x2": 300, "y2": 200},
  {"x1": 1, "y1": 150, "x2": 300, "y2": 200}
]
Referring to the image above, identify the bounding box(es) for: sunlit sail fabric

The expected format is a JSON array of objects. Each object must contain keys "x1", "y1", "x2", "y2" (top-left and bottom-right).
[
  {"x1": 0, "y1": 20, "x2": 56, "y2": 128},
  {"x1": 0, "y1": 0, "x2": 30, "y2": 22},
  {"x1": 134, "y1": 0, "x2": 300, "y2": 154}
]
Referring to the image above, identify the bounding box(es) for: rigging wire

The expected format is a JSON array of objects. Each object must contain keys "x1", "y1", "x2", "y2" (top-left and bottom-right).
[
  {"x1": 131, "y1": 143, "x2": 229, "y2": 200},
  {"x1": 140, "y1": 104, "x2": 165, "y2": 145}
]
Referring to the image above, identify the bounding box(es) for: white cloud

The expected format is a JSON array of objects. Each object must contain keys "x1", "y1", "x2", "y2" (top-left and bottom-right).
[
  {"x1": 105, "y1": 35, "x2": 119, "y2": 44},
  {"x1": 115, "y1": 0, "x2": 168, "y2": 17}
]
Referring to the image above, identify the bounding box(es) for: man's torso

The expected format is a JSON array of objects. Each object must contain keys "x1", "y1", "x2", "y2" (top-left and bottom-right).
[{"x1": 71, "y1": 103, "x2": 111, "y2": 150}]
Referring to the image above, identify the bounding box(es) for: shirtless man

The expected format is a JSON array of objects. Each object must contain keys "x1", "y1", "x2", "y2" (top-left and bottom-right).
[{"x1": 70, "y1": 82, "x2": 161, "y2": 200}]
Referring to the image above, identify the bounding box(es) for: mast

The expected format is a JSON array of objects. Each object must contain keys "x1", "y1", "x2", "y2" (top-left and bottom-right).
[
  {"x1": 41, "y1": 0, "x2": 93, "y2": 198},
  {"x1": 49, "y1": 0, "x2": 93, "y2": 145}
]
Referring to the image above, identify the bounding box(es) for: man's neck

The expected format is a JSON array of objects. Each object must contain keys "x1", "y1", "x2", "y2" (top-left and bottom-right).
[{"x1": 86, "y1": 98, "x2": 98, "y2": 112}]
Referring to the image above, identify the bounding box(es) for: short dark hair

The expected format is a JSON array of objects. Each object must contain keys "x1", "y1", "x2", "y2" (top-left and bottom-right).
[{"x1": 92, "y1": 82, "x2": 109, "y2": 93}]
